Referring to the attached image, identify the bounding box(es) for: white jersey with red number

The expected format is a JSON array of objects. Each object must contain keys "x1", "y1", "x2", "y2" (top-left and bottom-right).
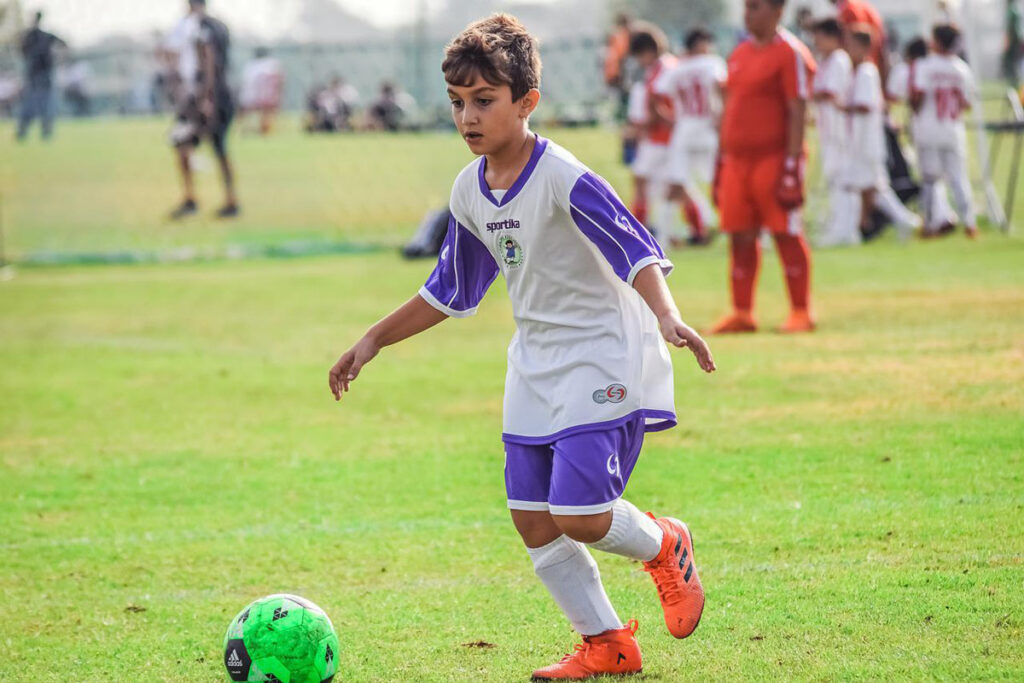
[
  {"x1": 654, "y1": 53, "x2": 726, "y2": 149},
  {"x1": 911, "y1": 53, "x2": 973, "y2": 148},
  {"x1": 813, "y1": 49, "x2": 852, "y2": 149}
]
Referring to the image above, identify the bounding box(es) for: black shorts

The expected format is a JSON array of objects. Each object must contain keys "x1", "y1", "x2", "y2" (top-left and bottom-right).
[{"x1": 171, "y1": 91, "x2": 235, "y2": 155}]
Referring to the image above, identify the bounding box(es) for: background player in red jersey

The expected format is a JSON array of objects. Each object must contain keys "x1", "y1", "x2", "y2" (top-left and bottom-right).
[{"x1": 710, "y1": 0, "x2": 817, "y2": 334}]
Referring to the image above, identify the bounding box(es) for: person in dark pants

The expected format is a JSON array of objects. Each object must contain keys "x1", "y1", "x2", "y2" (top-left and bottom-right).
[
  {"x1": 17, "y1": 11, "x2": 66, "y2": 141},
  {"x1": 166, "y1": 0, "x2": 239, "y2": 219}
]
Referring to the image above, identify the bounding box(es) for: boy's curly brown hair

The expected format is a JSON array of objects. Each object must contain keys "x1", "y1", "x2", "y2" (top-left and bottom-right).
[{"x1": 442, "y1": 13, "x2": 542, "y2": 102}]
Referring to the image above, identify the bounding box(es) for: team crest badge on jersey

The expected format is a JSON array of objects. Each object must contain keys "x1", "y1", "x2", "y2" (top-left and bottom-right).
[
  {"x1": 498, "y1": 234, "x2": 524, "y2": 268},
  {"x1": 592, "y1": 383, "x2": 627, "y2": 404}
]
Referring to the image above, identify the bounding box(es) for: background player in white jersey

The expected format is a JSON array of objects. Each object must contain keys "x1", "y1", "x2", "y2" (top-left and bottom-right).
[
  {"x1": 886, "y1": 37, "x2": 958, "y2": 236},
  {"x1": 910, "y1": 24, "x2": 978, "y2": 239},
  {"x1": 653, "y1": 27, "x2": 725, "y2": 246},
  {"x1": 845, "y1": 29, "x2": 920, "y2": 239},
  {"x1": 328, "y1": 14, "x2": 716, "y2": 681},
  {"x1": 625, "y1": 24, "x2": 680, "y2": 244},
  {"x1": 811, "y1": 19, "x2": 859, "y2": 246},
  {"x1": 238, "y1": 47, "x2": 283, "y2": 135}
]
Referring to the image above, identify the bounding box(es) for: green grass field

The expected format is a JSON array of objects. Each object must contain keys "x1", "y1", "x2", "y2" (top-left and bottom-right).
[{"x1": 1, "y1": 120, "x2": 1023, "y2": 681}]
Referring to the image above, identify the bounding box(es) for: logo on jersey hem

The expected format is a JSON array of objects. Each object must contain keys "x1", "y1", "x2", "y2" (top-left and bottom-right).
[{"x1": 592, "y1": 383, "x2": 627, "y2": 404}]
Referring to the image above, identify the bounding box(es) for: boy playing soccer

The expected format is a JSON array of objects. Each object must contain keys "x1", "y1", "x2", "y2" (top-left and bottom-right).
[
  {"x1": 328, "y1": 14, "x2": 716, "y2": 680},
  {"x1": 910, "y1": 24, "x2": 978, "y2": 239}
]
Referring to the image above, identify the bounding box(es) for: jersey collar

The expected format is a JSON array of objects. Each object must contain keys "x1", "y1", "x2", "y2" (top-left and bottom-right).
[{"x1": 478, "y1": 134, "x2": 549, "y2": 208}]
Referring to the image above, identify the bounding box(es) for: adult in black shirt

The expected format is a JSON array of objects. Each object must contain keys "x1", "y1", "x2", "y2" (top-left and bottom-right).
[
  {"x1": 168, "y1": 0, "x2": 239, "y2": 219},
  {"x1": 17, "y1": 11, "x2": 66, "y2": 141}
]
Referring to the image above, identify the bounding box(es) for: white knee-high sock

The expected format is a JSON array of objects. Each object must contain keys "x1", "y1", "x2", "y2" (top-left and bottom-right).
[
  {"x1": 527, "y1": 535, "x2": 622, "y2": 636},
  {"x1": 588, "y1": 499, "x2": 664, "y2": 562}
]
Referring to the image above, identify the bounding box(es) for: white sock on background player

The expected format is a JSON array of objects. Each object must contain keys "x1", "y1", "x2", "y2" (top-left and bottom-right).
[
  {"x1": 588, "y1": 498, "x2": 664, "y2": 562},
  {"x1": 527, "y1": 535, "x2": 623, "y2": 636}
]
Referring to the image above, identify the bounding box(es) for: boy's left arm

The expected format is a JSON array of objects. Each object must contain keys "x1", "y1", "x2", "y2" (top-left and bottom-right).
[
  {"x1": 632, "y1": 264, "x2": 716, "y2": 374},
  {"x1": 565, "y1": 172, "x2": 714, "y2": 373}
]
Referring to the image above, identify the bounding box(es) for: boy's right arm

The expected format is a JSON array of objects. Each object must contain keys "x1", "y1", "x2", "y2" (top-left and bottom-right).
[
  {"x1": 328, "y1": 294, "x2": 448, "y2": 400},
  {"x1": 329, "y1": 211, "x2": 499, "y2": 401}
]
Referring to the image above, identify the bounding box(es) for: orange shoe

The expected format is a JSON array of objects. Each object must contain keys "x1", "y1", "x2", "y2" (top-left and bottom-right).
[
  {"x1": 531, "y1": 620, "x2": 642, "y2": 680},
  {"x1": 643, "y1": 516, "x2": 704, "y2": 639},
  {"x1": 965, "y1": 226, "x2": 979, "y2": 240},
  {"x1": 777, "y1": 309, "x2": 816, "y2": 334},
  {"x1": 708, "y1": 310, "x2": 757, "y2": 334}
]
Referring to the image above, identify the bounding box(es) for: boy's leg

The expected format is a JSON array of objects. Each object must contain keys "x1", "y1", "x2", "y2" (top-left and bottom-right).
[
  {"x1": 16, "y1": 86, "x2": 39, "y2": 140},
  {"x1": 547, "y1": 416, "x2": 704, "y2": 640},
  {"x1": 631, "y1": 175, "x2": 648, "y2": 226},
  {"x1": 916, "y1": 146, "x2": 949, "y2": 237},
  {"x1": 507, "y1": 442, "x2": 641, "y2": 680},
  {"x1": 687, "y1": 145, "x2": 719, "y2": 229},
  {"x1": 505, "y1": 445, "x2": 622, "y2": 637},
  {"x1": 40, "y1": 87, "x2": 55, "y2": 139},
  {"x1": 942, "y1": 147, "x2": 976, "y2": 234}
]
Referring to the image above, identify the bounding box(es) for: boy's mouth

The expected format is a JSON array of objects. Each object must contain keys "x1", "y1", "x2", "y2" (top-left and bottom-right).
[{"x1": 464, "y1": 132, "x2": 483, "y2": 142}]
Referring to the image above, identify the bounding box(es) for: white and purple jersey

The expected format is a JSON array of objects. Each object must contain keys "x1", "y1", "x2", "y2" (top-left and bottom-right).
[{"x1": 419, "y1": 135, "x2": 676, "y2": 444}]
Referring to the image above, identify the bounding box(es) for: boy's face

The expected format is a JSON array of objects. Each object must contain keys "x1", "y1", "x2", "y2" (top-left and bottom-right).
[
  {"x1": 689, "y1": 39, "x2": 711, "y2": 56},
  {"x1": 813, "y1": 32, "x2": 839, "y2": 55},
  {"x1": 744, "y1": 0, "x2": 781, "y2": 37},
  {"x1": 847, "y1": 39, "x2": 869, "y2": 62},
  {"x1": 634, "y1": 49, "x2": 658, "y2": 68},
  {"x1": 447, "y1": 74, "x2": 539, "y2": 156}
]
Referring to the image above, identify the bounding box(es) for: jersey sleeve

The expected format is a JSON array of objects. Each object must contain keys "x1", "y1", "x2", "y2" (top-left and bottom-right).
[
  {"x1": 781, "y1": 43, "x2": 813, "y2": 100},
  {"x1": 626, "y1": 81, "x2": 648, "y2": 124},
  {"x1": 418, "y1": 215, "x2": 499, "y2": 318},
  {"x1": 910, "y1": 59, "x2": 928, "y2": 96},
  {"x1": 567, "y1": 172, "x2": 673, "y2": 286},
  {"x1": 885, "y1": 62, "x2": 908, "y2": 101},
  {"x1": 851, "y1": 67, "x2": 879, "y2": 109},
  {"x1": 652, "y1": 65, "x2": 674, "y2": 95},
  {"x1": 958, "y1": 60, "x2": 976, "y2": 99},
  {"x1": 712, "y1": 56, "x2": 728, "y2": 84}
]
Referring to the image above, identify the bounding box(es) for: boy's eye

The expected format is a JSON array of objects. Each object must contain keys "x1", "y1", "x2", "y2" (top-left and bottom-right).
[
  {"x1": 477, "y1": 99, "x2": 492, "y2": 106},
  {"x1": 450, "y1": 99, "x2": 463, "y2": 108}
]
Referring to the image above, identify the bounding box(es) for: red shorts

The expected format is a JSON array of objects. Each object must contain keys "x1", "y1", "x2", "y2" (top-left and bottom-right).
[{"x1": 718, "y1": 152, "x2": 803, "y2": 235}]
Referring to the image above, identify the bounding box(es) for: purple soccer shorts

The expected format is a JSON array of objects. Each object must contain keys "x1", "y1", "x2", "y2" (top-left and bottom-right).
[{"x1": 503, "y1": 414, "x2": 646, "y2": 515}]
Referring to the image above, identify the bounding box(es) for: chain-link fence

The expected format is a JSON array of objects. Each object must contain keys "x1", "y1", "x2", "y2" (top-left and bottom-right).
[{"x1": 1, "y1": 34, "x2": 608, "y2": 124}]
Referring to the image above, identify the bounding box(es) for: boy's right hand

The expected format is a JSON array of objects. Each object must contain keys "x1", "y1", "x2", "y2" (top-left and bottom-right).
[{"x1": 328, "y1": 335, "x2": 380, "y2": 400}]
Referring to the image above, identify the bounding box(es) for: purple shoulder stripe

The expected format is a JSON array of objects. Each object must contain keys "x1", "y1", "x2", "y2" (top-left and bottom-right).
[
  {"x1": 420, "y1": 216, "x2": 499, "y2": 317},
  {"x1": 568, "y1": 172, "x2": 672, "y2": 285}
]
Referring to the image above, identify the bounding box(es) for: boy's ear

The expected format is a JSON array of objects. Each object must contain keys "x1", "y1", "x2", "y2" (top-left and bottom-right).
[{"x1": 519, "y1": 88, "x2": 541, "y2": 118}]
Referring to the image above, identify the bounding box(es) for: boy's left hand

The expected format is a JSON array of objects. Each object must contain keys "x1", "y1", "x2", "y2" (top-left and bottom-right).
[{"x1": 659, "y1": 314, "x2": 716, "y2": 373}]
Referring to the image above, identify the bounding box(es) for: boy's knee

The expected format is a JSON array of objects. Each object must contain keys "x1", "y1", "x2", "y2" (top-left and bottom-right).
[{"x1": 552, "y1": 513, "x2": 612, "y2": 544}]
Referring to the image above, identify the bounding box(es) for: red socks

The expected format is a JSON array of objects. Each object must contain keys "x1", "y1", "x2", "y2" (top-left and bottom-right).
[
  {"x1": 773, "y1": 233, "x2": 811, "y2": 311},
  {"x1": 729, "y1": 237, "x2": 760, "y2": 313},
  {"x1": 682, "y1": 199, "x2": 706, "y2": 240},
  {"x1": 632, "y1": 199, "x2": 648, "y2": 227}
]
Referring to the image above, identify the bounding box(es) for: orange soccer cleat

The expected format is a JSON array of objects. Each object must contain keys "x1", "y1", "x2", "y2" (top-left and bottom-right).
[
  {"x1": 531, "y1": 620, "x2": 642, "y2": 680},
  {"x1": 708, "y1": 310, "x2": 758, "y2": 334},
  {"x1": 643, "y1": 516, "x2": 704, "y2": 639},
  {"x1": 777, "y1": 308, "x2": 816, "y2": 334}
]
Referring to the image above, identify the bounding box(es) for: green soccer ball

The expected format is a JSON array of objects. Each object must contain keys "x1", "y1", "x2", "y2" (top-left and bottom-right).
[{"x1": 223, "y1": 594, "x2": 339, "y2": 683}]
